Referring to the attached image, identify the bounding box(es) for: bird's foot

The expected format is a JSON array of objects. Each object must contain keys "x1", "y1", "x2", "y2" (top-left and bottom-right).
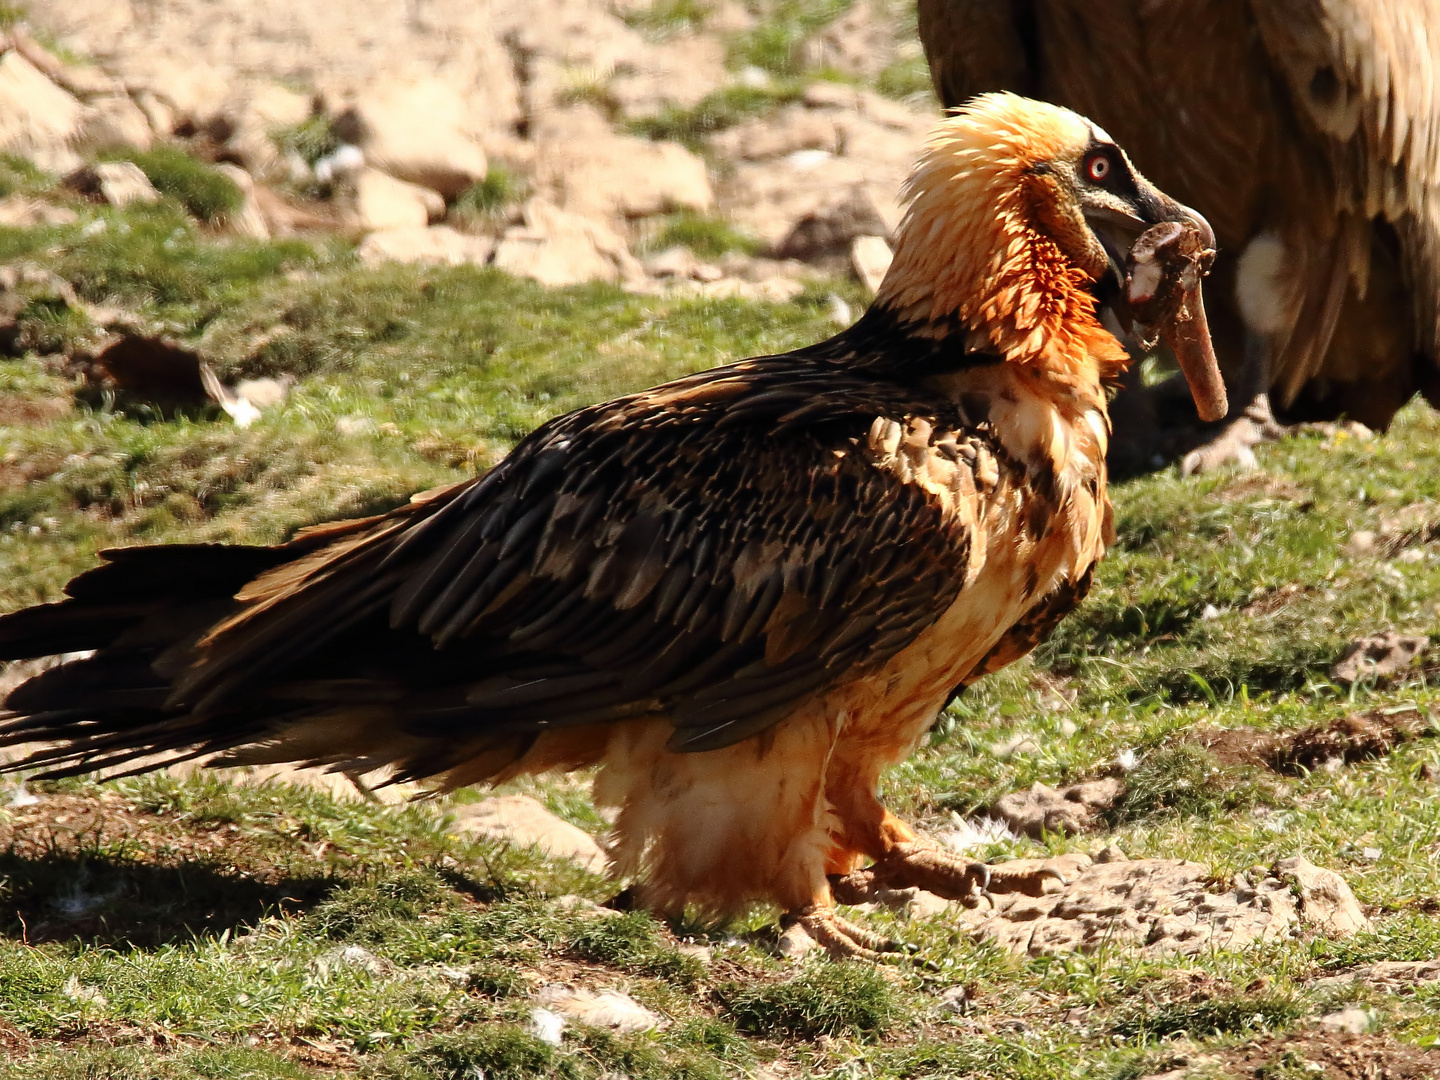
[
  {"x1": 1179, "y1": 394, "x2": 1287, "y2": 476},
  {"x1": 837, "y1": 836, "x2": 1067, "y2": 906},
  {"x1": 788, "y1": 904, "x2": 911, "y2": 962}
]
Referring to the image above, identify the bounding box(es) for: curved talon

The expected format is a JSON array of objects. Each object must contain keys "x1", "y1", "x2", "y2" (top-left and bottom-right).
[{"x1": 871, "y1": 837, "x2": 1069, "y2": 904}]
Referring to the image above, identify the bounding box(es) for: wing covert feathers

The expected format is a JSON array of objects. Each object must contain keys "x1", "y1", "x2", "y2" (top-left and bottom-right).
[{"x1": 0, "y1": 355, "x2": 1014, "y2": 778}]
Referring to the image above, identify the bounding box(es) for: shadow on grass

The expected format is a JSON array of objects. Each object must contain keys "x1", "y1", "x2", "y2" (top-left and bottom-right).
[{"x1": 0, "y1": 849, "x2": 337, "y2": 948}]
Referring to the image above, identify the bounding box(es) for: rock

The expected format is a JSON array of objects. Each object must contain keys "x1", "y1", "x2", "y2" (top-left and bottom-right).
[
  {"x1": 336, "y1": 77, "x2": 488, "y2": 198},
  {"x1": 713, "y1": 106, "x2": 840, "y2": 162},
  {"x1": 0, "y1": 50, "x2": 86, "y2": 174},
  {"x1": 937, "y1": 985, "x2": 969, "y2": 1015},
  {"x1": 450, "y1": 793, "x2": 608, "y2": 874},
  {"x1": 553, "y1": 894, "x2": 622, "y2": 919},
  {"x1": 1347, "y1": 530, "x2": 1378, "y2": 555},
  {"x1": 80, "y1": 94, "x2": 155, "y2": 151},
  {"x1": 134, "y1": 91, "x2": 177, "y2": 139},
  {"x1": 536, "y1": 111, "x2": 711, "y2": 222},
  {"x1": 776, "y1": 920, "x2": 818, "y2": 960},
  {"x1": 535, "y1": 986, "x2": 664, "y2": 1033},
  {"x1": 1313, "y1": 959, "x2": 1440, "y2": 991},
  {"x1": 310, "y1": 945, "x2": 388, "y2": 976},
  {"x1": 850, "y1": 235, "x2": 893, "y2": 293},
  {"x1": 10, "y1": 26, "x2": 121, "y2": 98},
  {"x1": 988, "y1": 778, "x2": 1125, "y2": 839},
  {"x1": 223, "y1": 84, "x2": 314, "y2": 180},
  {"x1": 63, "y1": 161, "x2": 161, "y2": 207},
  {"x1": 641, "y1": 246, "x2": 723, "y2": 283},
  {"x1": 1272, "y1": 856, "x2": 1370, "y2": 937},
  {"x1": 198, "y1": 363, "x2": 293, "y2": 428},
  {"x1": 1330, "y1": 632, "x2": 1428, "y2": 686},
  {"x1": 797, "y1": 1, "x2": 898, "y2": 81},
  {"x1": 135, "y1": 57, "x2": 233, "y2": 135},
  {"x1": 494, "y1": 199, "x2": 645, "y2": 287},
  {"x1": 357, "y1": 225, "x2": 495, "y2": 268},
  {"x1": 0, "y1": 194, "x2": 78, "y2": 227},
  {"x1": 776, "y1": 186, "x2": 891, "y2": 263},
  {"x1": 352, "y1": 168, "x2": 445, "y2": 231},
  {"x1": 505, "y1": 2, "x2": 724, "y2": 121},
  {"x1": 950, "y1": 854, "x2": 1367, "y2": 957},
  {"x1": 1317, "y1": 1006, "x2": 1375, "y2": 1034},
  {"x1": 212, "y1": 163, "x2": 270, "y2": 240}
]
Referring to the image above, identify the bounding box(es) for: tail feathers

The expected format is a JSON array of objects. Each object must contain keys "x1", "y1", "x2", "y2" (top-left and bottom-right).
[
  {"x1": 0, "y1": 542, "x2": 302, "y2": 779},
  {"x1": 0, "y1": 544, "x2": 290, "y2": 662}
]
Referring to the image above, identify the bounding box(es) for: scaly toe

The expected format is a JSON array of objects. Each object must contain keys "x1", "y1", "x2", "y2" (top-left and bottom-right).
[
  {"x1": 795, "y1": 906, "x2": 907, "y2": 962},
  {"x1": 983, "y1": 864, "x2": 1067, "y2": 898}
]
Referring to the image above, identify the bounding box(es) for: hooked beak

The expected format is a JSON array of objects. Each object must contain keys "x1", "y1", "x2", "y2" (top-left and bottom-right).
[{"x1": 1090, "y1": 182, "x2": 1228, "y2": 424}]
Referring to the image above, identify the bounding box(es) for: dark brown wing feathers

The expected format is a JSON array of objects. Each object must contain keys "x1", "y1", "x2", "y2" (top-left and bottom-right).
[{"x1": 0, "y1": 354, "x2": 997, "y2": 778}]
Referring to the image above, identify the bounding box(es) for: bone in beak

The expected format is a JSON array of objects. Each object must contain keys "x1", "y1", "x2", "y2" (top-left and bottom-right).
[{"x1": 1125, "y1": 217, "x2": 1228, "y2": 423}]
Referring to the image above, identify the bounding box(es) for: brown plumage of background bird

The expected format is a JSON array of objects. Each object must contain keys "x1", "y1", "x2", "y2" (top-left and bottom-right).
[
  {"x1": 918, "y1": 0, "x2": 1440, "y2": 473},
  {"x1": 0, "y1": 95, "x2": 1222, "y2": 958}
]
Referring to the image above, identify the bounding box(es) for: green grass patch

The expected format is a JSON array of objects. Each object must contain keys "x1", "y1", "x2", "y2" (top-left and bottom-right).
[
  {"x1": 621, "y1": 0, "x2": 713, "y2": 37},
  {"x1": 569, "y1": 912, "x2": 706, "y2": 987},
  {"x1": 728, "y1": 0, "x2": 855, "y2": 75},
  {"x1": 626, "y1": 83, "x2": 806, "y2": 148},
  {"x1": 104, "y1": 146, "x2": 244, "y2": 222},
  {"x1": 719, "y1": 961, "x2": 902, "y2": 1039},
  {"x1": 637, "y1": 210, "x2": 761, "y2": 258},
  {"x1": 270, "y1": 113, "x2": 339, "y2": 168}
]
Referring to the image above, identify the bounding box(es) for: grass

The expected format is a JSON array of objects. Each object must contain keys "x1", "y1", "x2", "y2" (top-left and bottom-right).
[
  {"x1": 626, "y1": 82, "x2": 808, "y2": 149},
  {"x1": 727, "y1": 0, "x2": 856, "y2": 76},
  {"x1": 3, "y1": 186, "x2": 1440, "y2": 1079},
  {"x1": 101, "y1": 146, "x2": 246, "y2": 222},
  {"x1": 636, "y1": 210, "x2": 762, "y2": 258}
]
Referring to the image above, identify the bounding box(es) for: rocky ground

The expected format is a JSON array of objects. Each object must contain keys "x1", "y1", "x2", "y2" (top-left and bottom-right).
[
  {"x1": 3, "y1": 0, "x2": 930, "y2": 303},
  {"x1": 2, "y1": 2, "x2": 1440, "y2": 1078}
]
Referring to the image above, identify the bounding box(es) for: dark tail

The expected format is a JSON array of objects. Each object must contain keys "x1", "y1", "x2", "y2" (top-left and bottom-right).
[{"x1": 0, "y1": 544, "x2": 294, "y2": 778}]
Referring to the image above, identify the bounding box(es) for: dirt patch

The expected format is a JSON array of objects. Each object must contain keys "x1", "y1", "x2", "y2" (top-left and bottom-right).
[
  {"x1": 0, "y1": 789, "x2": 334, "y2": 945},
  {"x1": 0, "y1": 393, "x2": 71, "y2": 426},
  {"x1": 1240, "y1": 581, "x2": 1312, "y2": 617},
  {"x1": 1216, "y1": 474, "x2": 1313, "y2": 506},
  {"x1": 1188, "y1": 708, "x2": 1432, "y2": 775},
  {"x1": 1217, "y1": 1031, "x2": 1440, "y2": 1079}
]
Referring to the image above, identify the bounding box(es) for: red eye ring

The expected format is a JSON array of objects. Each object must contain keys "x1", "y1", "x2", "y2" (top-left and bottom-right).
[{"x1": 1085, "y1": 153, "x2": 1111, "y2": 182}]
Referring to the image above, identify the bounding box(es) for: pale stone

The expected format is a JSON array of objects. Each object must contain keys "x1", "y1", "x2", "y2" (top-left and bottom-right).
[
  {"x1": 989, "y1": 778, "x2": 1125, "y2": 839},
  {"x1": 450, "y1": 793, "x2": 609, "y2": 874},
  {"x1": 1317, "y1": 1006, "x2": 1374, "y2": 1034},
  {"x1": 90, "y1": 162, "x2": 161, "y2": 207},
  {"x1": 1272, "y1": 856, "x2": 1370, "y2": 937},
  {"x1": 0, "y1": 194, "x2": 77, "y2": 227},
  {"x1": 950, "y1": 854, "x2": 1316, "y2": 957},
  {"x1": 79, "y1": 94, "x2": 154, "y2": 151},
  {"x1": 776, "y1": 920, "x2": 818, "y2": 959},
  {"x1": 850, "y1": 234, "x2": 893, "y2": 294},
  {"x1": 352, "y1": 168, "x2": 445, "y2": 231},
  {"x1": 339, "y1": 76, "x2": 488, "y2": 198},
  {"x1": 0, "y1": 50, "x2": 86, "y2": 174},
  {"x1": 536, "y1": 112, "x2": 711, "y2": 222},
  {"x1": 212, "y1": 163, "x2": 270, "y2": 240},
  {"x1": 494, "y1": 199, "x2": 645, "y2": 287},
  {"x1": 1330, "y1": 632, "x2": 1428, "y2": 686},
  {"x1": 357, "y1": 225, "x2": 495, "y2": 267}
]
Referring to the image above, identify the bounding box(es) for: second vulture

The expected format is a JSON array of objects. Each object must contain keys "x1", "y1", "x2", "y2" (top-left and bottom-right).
[{"x1": 919, "y1": 0, "x2": 1440, "y2": 472}]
